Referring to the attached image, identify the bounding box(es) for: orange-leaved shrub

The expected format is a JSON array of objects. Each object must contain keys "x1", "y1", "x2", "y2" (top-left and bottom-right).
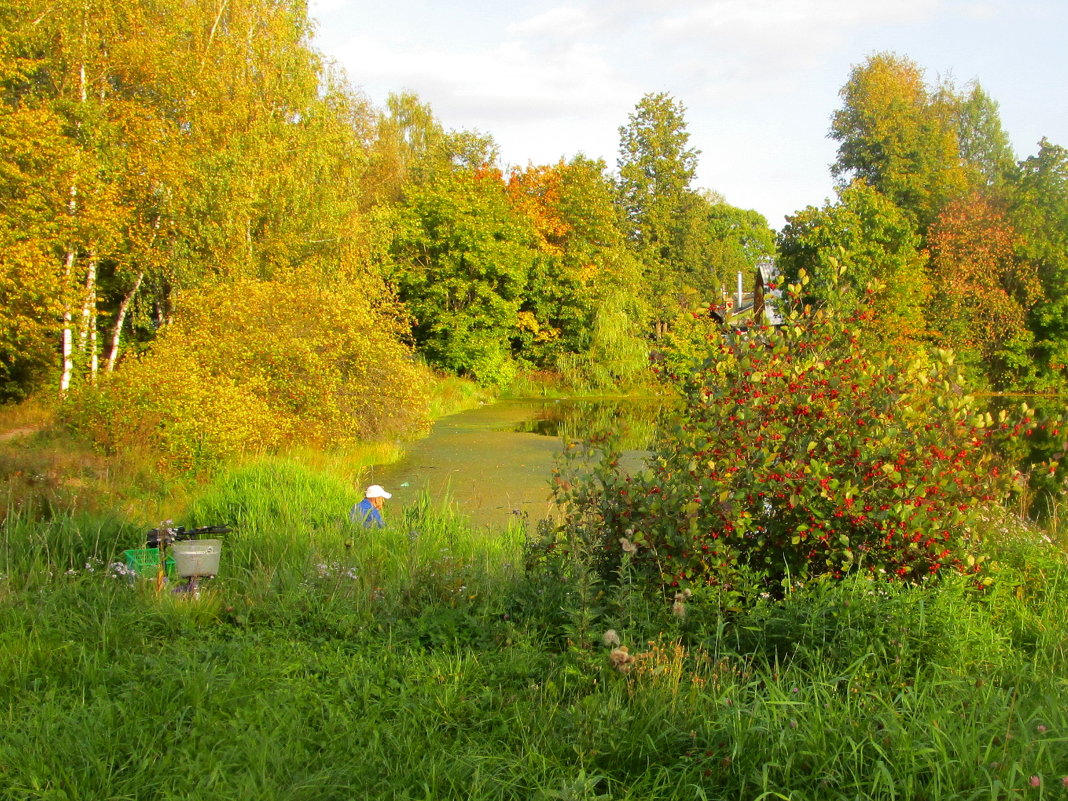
[
  {"x1": 65, "y1": 278, "x2": 432, "y2": 470},
  {"x1": 554, "y1": 293, "x2": 1062, "y2": 591}
]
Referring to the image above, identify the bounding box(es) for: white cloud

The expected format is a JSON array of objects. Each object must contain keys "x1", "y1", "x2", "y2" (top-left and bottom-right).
[
  {"x1": 307, "y1": 0, "x2": 351, "y2": 16},
  {"x1": 656, "y1": 0, "x2": 942, "y2": 31},
  {"x1": 650, "y1": 0, "x2": 945, "y2": 81},
  {"x1": 311, "y1": 0, "x2": 1068, "y2": 225},
  {"x1": 338, "y1": 30, "x2": 629, "y2": 118},
  {"x1": 507, "y1": 6, "x2": 599, "y2": 38}
]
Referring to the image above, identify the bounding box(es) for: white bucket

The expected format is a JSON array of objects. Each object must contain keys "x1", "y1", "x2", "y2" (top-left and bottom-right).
[{"x1": 171, "y1": 539, "x2": 222, "y2": 578}]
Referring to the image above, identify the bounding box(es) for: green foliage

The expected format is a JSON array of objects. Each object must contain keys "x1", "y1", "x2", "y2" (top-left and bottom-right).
[
  {"x1": 0, "y1": 0, "x2": 379, "y2": 399},
  {"x1": 385, "y1": 167, "x2": 538, "y2": 386},
  {"x1": 0, "y1": 104, "x2": 76, "y2": 399},
  {"x1": 505, "y1": 157, "x2": 651, "y2": 377},
  {"x1": 951, "y1": 82, "x2": 1018, "y2": 190},
  {"x1": 927, "y1": 191, "x2": 1043, "y2": 386},
  {"x1": 63, "y1": 278, "x2": 432, "y2": 470},
  {"x1": 556, "y1": 289, "x2": 651, "y2": 392},
  {"x1": 616, "y1": 92, "x2": 702, "y2": 329},
  {"x1": 617, "y1": 93, "x2": 699, "y2": 249},
  {"x1": 686, "y1": 197, "x2": 776, "y2": 294},
  {"x1": 363, "y1": 92, "x2": 448, "y2": 205},
  {"x1": 553, "y1": 292, "x2": 1059, "y2": 590},
  {"x1": 427, "y1": 374, "x2": 496, "y2": 419},
  {"x1": 362, "y1": 91, "x2": 498, "y2": 208},
  {"x1": 1012, "y1": 140, "x2": 1068, "y2": 391},
  {"x1": 778, "y1": 180, "x2": 929, "y2": 347}
]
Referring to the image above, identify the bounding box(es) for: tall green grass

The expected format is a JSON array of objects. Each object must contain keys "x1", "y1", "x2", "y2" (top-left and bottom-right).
[
  {"x1": 1, "y1": 455, "x2": 1067, "y2": 800},
  {"x1": 428, "y1": 374, "x2": 496, "y2": 419}
]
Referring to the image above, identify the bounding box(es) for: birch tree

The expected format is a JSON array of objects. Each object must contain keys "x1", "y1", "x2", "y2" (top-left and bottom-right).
[{"x1": 2, "y1": 0, "x2": 373, "y2": 398}]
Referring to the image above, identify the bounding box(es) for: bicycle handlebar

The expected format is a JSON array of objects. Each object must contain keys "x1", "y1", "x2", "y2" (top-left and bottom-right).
[{"x1": 146, "y1": 524, "x2": 233, "y2": 549}]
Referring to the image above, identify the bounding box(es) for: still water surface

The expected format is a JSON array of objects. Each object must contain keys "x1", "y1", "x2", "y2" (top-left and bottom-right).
[
  {"x1": 366, "y1": 392, "x2": 1065, "y2": 530},
  {"x1": 365, "y1": 398, "x2": 662, "y2": 530}
]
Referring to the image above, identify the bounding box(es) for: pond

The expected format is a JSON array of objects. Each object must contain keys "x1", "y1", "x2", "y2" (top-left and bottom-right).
[
  {"x1": 363, "y1": 398, "x2": 665, "y2": 531},
  {"x1": 360, "y1": 392, "x2": 1067, "y2": 530}
]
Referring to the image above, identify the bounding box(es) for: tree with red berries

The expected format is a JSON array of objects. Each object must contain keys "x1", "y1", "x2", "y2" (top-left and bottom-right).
[{"x1": 554, "y1": 274, "x2": 1062, "y2": 591}]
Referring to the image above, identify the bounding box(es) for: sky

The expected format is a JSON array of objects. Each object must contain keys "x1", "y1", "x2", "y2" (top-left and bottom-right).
[{"x1": 307, "y1": 0, "x2": 1068, "y2": 229}]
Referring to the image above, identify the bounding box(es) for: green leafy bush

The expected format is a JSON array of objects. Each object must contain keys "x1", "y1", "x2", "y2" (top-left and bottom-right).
[{"x1": 554, "y1": 291, "x2": 1062, "y2": 591}]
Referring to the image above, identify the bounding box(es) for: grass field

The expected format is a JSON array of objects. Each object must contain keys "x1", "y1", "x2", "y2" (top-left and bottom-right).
[{"x1": 2, "y1": 452, "x2": 1067, "y2": 800}]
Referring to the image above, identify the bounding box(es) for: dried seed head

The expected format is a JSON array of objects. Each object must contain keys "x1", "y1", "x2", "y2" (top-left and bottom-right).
[{"x1": 609, "y1": 647, "x2": 634, "y2": 673}]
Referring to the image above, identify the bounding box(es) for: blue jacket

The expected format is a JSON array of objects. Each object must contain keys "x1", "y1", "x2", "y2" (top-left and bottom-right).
[{"x1": 350, "y1": 498, "x2": 384, "y2": 528}]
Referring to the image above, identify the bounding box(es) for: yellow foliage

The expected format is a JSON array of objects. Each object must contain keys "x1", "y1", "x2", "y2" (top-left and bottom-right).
[{"x1": 65, "y1": 277, "x2": 432, "y2": 470}]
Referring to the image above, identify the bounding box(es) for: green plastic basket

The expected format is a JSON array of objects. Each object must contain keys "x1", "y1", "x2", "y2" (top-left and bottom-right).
[{"x1": 123, "y1": 548, "x2": 176, "y2": 579}]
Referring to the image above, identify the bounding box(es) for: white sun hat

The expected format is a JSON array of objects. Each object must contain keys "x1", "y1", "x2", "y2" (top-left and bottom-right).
[{"x1": 365, "y1": 484, "x2": 392, "y2": 499}]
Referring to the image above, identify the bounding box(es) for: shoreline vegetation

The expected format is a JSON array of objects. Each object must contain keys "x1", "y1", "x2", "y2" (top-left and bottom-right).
[
  {"x1": 3, "y1": 369, "x2": 1068, "y2": 799},
  {"x1": 0, "y1": 373, "x2": 496, "y2": 526}
]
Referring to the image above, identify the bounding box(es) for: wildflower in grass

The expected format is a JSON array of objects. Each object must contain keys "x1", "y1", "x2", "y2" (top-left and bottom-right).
[
  {"x1": 619, "y1": 537, "x2": 638, "y2": 554},
  {"x1": 603, "y1": 629, "x2": 620, "y2": 647},
  {"x1": 1030, "y1": 775, "x2": 1041, "y2": 787},
  {"x1": 1062, "y1": 776, "x2": 1068, "y2": 788},
  {"x1": 1036, "y1": 724, "x2": 1048, "y2": 734},
  {"x1": 108, "y1": 562, "x2": 137, "y2": 579},
  {"x1": 672, "y1": 598, "x2": 687, "y2": 619}
]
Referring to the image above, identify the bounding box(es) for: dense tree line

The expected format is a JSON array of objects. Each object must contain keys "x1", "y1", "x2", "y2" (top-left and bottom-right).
[
  {"x1": 2, "y1": 4, "x2": 1063, "y2": 461},
  {"x1": 0, "y1": 0, "x2": 771, "y2": 421},
  {"x1": 779, "y1": 52, "x2": 1068, "y2": 393}
]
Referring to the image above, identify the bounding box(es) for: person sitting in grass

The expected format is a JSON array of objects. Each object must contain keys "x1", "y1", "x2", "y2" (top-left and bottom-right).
[{"x1": 350, "y1": 484, "x2": 391, "y2": 528}]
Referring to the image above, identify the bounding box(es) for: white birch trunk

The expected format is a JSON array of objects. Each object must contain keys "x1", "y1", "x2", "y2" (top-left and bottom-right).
[
  {"x1": 88, "y1": 275, "x2": 99, "y2": 382},
  {"x1": 59, "y1": 249, "x2": 76, "y2": 395},
  {"x1": 78, "y1": 253, "x2": 96, "y2": 356},
  {"x1": 72, "y1": 253, "x2": 100, "y2": 383},
  {"x1": 59, "y1": 8, "x2": 89, "y2": 397},
  {"x1": 206, "y1": 0, "x2": 230, "y2": 52},
  {"x1": 106, "y1": 271, "x2": 144, "y2": 372}
]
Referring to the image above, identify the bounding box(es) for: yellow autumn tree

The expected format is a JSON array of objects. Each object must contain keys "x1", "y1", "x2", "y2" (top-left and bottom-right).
[{"x1": 66, "y1": 275, "x2": 432, "y2": 470}]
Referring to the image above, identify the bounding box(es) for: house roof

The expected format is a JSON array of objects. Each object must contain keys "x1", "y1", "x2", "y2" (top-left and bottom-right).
[
  {"x1": 757, "y1": 258, "x2": 779, "y2": 285},
  {"x1": 755, "y1": 258, "x2": 785, "y2": 326}
]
